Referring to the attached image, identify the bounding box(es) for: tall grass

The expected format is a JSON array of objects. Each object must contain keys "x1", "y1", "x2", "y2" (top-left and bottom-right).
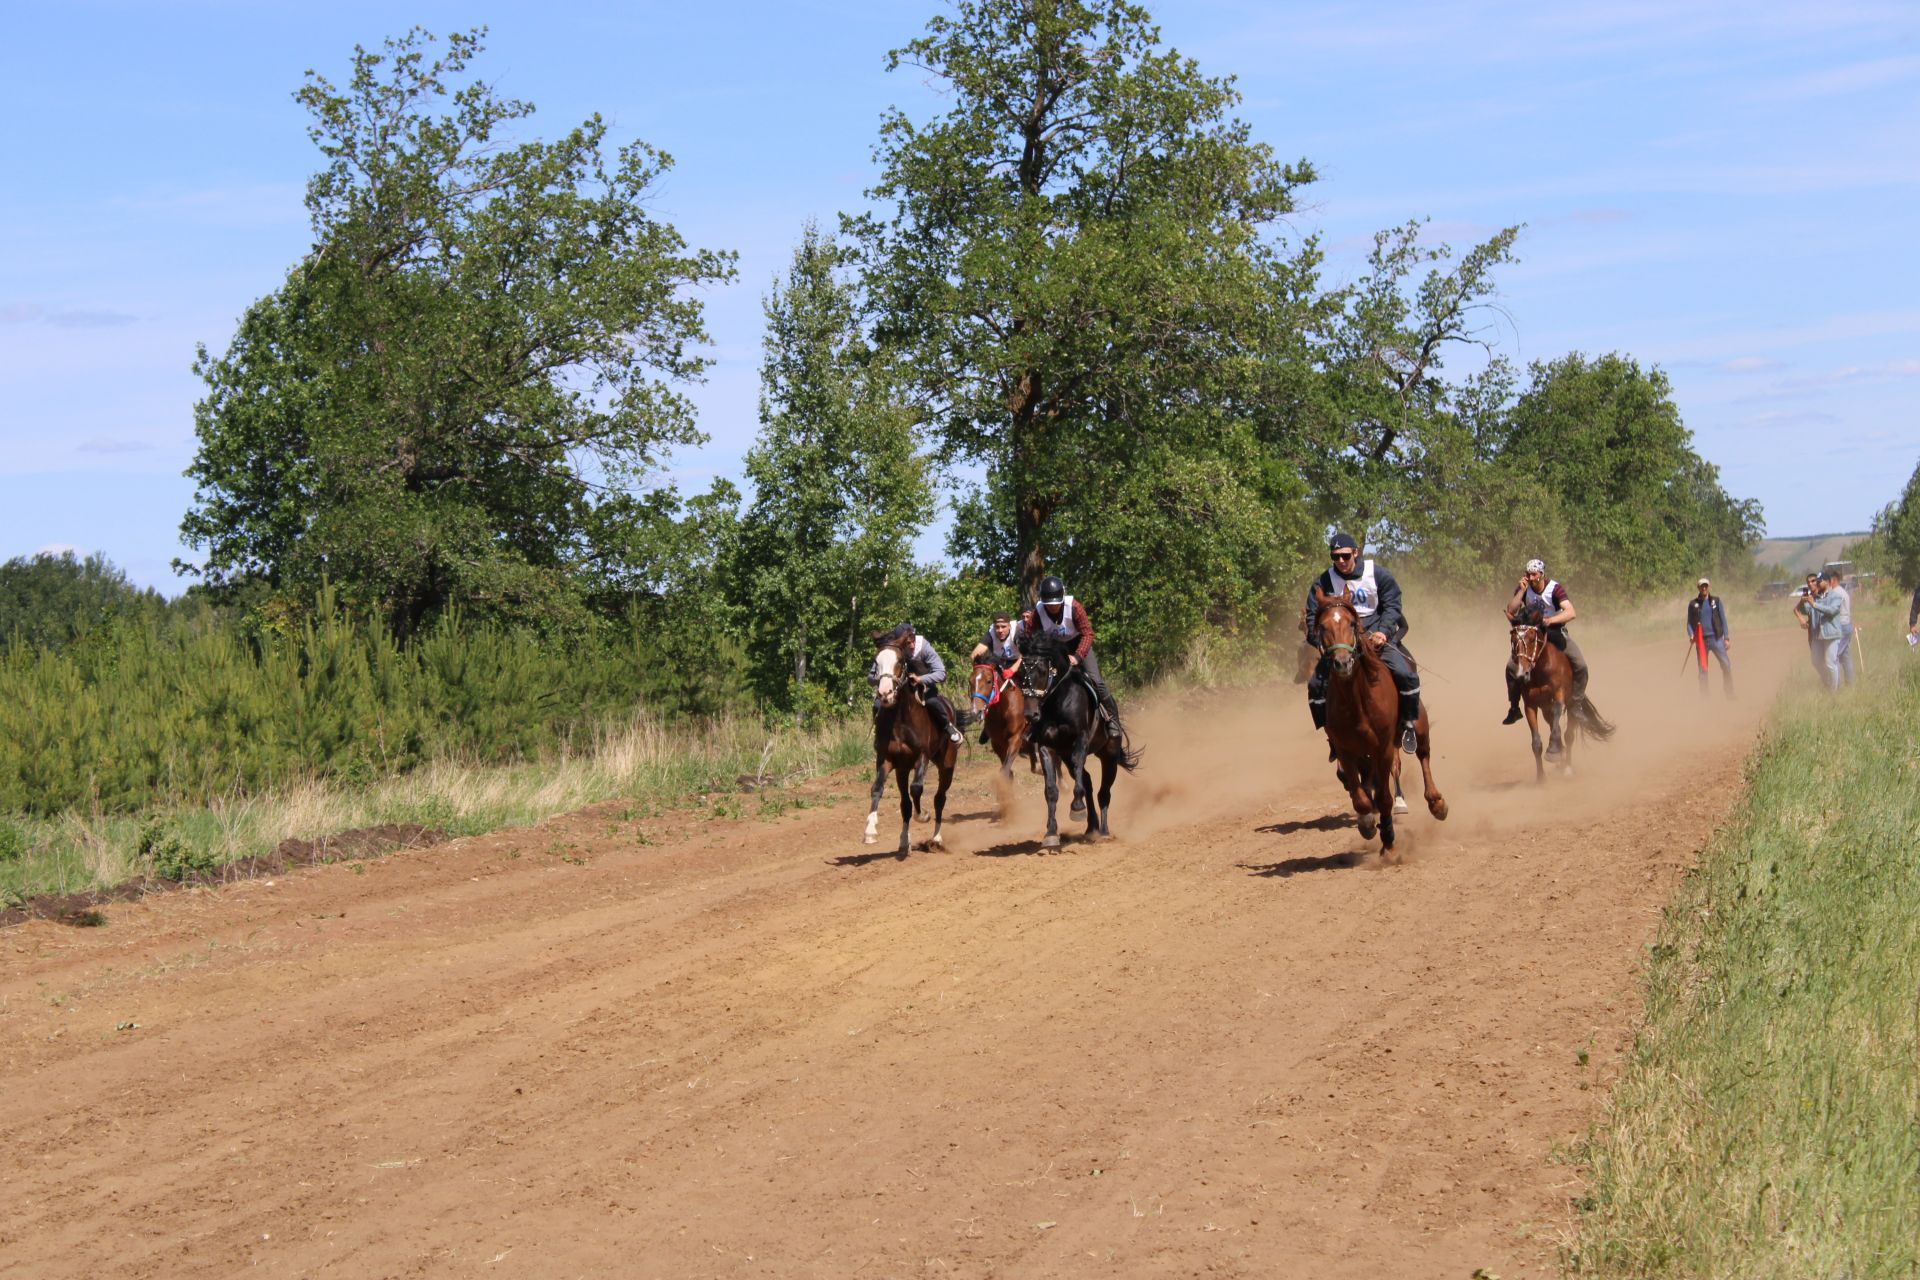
[
  {"x1": 1565, "y1": 607, "x2": 1920, "y2": 1277},
  {"x1": 0, "y1": 710, "x2": 871, "y2": 903}
]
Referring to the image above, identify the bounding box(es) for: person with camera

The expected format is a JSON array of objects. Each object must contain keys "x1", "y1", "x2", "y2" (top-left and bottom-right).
[{"x1": 1800, "y1": 571, "x2": 1848, "y2": 690}]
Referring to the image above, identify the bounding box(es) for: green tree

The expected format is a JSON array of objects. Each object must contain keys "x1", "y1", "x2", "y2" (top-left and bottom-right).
[
  {"x1": 180, "y1": 27, "x2": 734, "y2": 636},
  {"x1": 731, "y1": 224, "x2": 933, "y2": 715},
  {"x1": 852, "y1": 0, "x2": 1317, "y2": 606},
  {"x1": 1495, "y1": 353, "x2": 1762, "y2": 592},
  {"x1": 1300, "y1": 221, "x2": 1521, "y2": 543},
  {"x1": 1862, "y1": 458, "x2": 1920, "y2": 587},
  {"x1": 0, "y1": 551, "x2": 166, "y2": 651}
]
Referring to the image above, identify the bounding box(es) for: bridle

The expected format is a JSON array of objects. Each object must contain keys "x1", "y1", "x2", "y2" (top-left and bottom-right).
[
  {"x1": 1510, "y1": 621, "x2": 1546, "y2": 672},
  {"x1": 970, "y1": 661, "x2": 1013, "y2": 710}
]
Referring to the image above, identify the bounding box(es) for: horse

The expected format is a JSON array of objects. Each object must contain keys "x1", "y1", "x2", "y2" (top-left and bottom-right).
[
  {"x1": 1016, "y1": 634, "x2": 1140, "y2": 848},
  {"x1": 1312, "y1": 589, "x2": 1447, "y2": 860},
  {"x1": 863, "y1": 629, "x2": 959, "y2": 856},
  {"x1": 969, "y1": 659, "x2": 1030, "y2": 816},
  {"x1": 1508, "y1": 602, "x2": 1615, "y2": 781}
]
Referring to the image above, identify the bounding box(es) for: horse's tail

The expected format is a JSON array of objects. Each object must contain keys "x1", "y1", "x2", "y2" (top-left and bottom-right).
[{"x1": 1570, "y1": 692, "x2": 1616, "y2": 741}]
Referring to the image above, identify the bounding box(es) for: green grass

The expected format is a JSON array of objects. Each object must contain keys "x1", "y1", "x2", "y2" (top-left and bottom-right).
[
  {"x1": 1565, "y1": 607, "x2": 1920, "y2": 1278},
  {"x1": 0, "y1": 711, "x2": 871, "y2": 904}
]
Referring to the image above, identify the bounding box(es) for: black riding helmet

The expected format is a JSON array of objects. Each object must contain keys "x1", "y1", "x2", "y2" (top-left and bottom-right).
[{"x1": 1037, "y1": 575, "x2": 1066, "y2": 605}]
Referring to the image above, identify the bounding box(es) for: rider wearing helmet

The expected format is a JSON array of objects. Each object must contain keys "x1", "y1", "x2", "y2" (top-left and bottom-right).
[
  {"x1": 1304, "y1": 532, "x2": 1423, "y2": 754},
  {"x1": 1502, "y1": 558, "x2": 1588, "y2": 723},
  {"x1": 1021, "y1": 575, "x2": 1125, "y2": 735},
  {"x1": 871, "y1": 622, "x2": 964, "y2": 744}
]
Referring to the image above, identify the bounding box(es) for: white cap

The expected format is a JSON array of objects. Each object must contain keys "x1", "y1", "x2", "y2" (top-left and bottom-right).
[
  {"x1": 1698, "y1": 577, "x2": 1711, "y2": 586},
  {"x1": 1525, "y1": 558, "x2": 1546, "y2": 574}
]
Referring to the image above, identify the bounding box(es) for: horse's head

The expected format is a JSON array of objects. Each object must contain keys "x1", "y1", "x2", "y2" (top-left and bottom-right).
[
  {"x1": 870, "y1": 627, "x2": 913, "y2": 708},
  {"x1": 1017, "y1": 631, "x2": 1064, "y2": 713},
  {"x1": 1314, "y1": 587, "x2": 1362, "y2": 678},
  {"x1": 1508, "y1": 607, "x2": 1547, "y2": 680},
  {"x1": 970, "y1": 661, "x2": 1005, "y2": 708}
]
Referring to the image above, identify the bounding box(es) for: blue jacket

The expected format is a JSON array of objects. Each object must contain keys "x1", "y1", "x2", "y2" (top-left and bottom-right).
[
  {"x1": 1804, "y1": 590, "x2": 1845, "y2": 641},
  {"x1": 1686, "y1": 595, "x2": 1729, "y2": 641}
]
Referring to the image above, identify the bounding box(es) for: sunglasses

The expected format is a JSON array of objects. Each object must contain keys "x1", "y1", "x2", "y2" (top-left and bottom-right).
[{"x1": 1331, "y1": 550, "x2": 1356, "y2": 560}]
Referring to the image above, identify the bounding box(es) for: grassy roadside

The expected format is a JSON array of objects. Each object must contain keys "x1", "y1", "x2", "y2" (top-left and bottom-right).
[
  {"x1": 1565, "y1": 606, "x2": 1920, "y2": 1277},
  {"x1": 0, "y1": 712, "x2": 871, "y2": 906}
]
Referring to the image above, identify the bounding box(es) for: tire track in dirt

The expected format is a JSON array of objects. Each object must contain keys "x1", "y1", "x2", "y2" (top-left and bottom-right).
[{"x1": 0, "y1": 625, "x2": 1801, "y2": 1278}]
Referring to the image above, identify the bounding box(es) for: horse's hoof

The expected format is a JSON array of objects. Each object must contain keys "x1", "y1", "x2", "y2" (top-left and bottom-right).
[
  {"x1": 863, "y1": 835, "x2": 877, "y2": 846},
  {"x1": 1429, "y1": 798, "x2": 1449, "y2": 821},
  {"x1": 1392, "y1": 795, "x2": 1409, "y2": 815},
  {"x1": 1357, "y1": 813, "x2": 1378, "y2": 840},
  {"x1": 1544, "y1": 746, "x2": 1562, "y2": 761},
  {"x1": 928, "y1": 835, "x2": 945, "y2": 851},
  {"x1": 1041, "y1": 834, "x2": 1061, "y2": 850},
  {"x1": 1070, "y1": 800, "x2": 1087, "y2": 815},
  {"x1": 1380, "y1": 845, "x2": 1401, "y2": 866}
]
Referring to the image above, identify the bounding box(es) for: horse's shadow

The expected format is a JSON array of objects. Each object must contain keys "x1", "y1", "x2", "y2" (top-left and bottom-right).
[
  {"x1": 972, "y1": 836, "x2": 1074, "y2": 857},
  {"x1": 1255, "y1": 813, "x2": 1355, "y2": 835},
  {"x1": 1239, "y1": 852, "x2": 1369, "y2": 877},
  {"x1": 829, "y1": 849, "x2": 910, "y2": 867}
]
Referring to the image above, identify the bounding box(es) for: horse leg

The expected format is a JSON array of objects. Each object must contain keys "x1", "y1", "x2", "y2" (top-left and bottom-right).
[
  {"x1": 1390, "y1": 756, "x2": 1409, "y2": 815},
  {"x1": 1069, "y1": 738, "x2": 1096, "y2": 839},
  {"x1": 894, "y1": 762, "x2": 914, "y2": 857},
  {"x1": 1095, "y1": 753, "x2": 1117, "y2": 839},
  {"x1": 928, "y1": 748, "x2": 954, "y2": 851},
  {"x1": 1415, "y1": 708, "x2": 1447, "y2": 819},
  {"x1": 1039, "y1": 745, "x2": 1062, "y2": 849},
  {"x1": 1525, "y1": 704, "x2": 1544, "y2": 782},
  {"x1": 865, "y1": 760, "x2": 887, "y2": 844},
  {"x1": 910, "y1": 756, "x2": 928, "y2": 821},
  {"x1": 1342, "y1": 752, "x2": 1378, "y2": 840},
  {"x1": 1560, "y1": 707, "x2": 1577, "y2": 778},
  {"x1": 1544, "y1": 699, "x2": 1565, "y2": 760},
  {"x1": 1373, "y1": 758, "x2": 1399, "y2": 859}
]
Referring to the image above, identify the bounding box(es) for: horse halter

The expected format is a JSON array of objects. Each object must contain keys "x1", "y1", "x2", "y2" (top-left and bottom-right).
[
  {"x1": 970, "y1": 661, "x2": 1011, "y2": 708},
  {"x1": 1510, "y1": 623, "x2": 1545, "y2": 671}
]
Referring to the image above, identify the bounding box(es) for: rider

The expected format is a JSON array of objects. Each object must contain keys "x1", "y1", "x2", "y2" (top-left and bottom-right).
[
  {"x1": 968, "y1": 612, "x2": 1024, "y2": 744},
  {"x1": 1305, "y1": 532, "x2": 1423, "y2": 754},
  {"x1": 1021, "y1": 575, "x2": 1126, "y2": 736},
  {"x1": 1502, "y1": 558, "x2": 1588, "y2": 723},
  {"x1": 872, "y1": 622, "x2": 963, "y2": 744}
]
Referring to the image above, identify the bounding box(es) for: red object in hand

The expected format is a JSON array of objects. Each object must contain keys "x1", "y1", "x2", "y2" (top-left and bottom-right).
[{"x1": 1693, "y1": 624, "x2": 1708, "y2": 671}]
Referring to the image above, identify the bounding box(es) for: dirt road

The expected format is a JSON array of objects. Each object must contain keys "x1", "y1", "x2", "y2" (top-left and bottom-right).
[{"x1": 0, "y1": 624, "x2": 1801, "y2": 1278}]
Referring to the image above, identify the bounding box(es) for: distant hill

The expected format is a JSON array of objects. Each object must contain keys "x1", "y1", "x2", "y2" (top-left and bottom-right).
[{"x1": 1752, "y1": 533, "x2": 1869, "y2": 577}]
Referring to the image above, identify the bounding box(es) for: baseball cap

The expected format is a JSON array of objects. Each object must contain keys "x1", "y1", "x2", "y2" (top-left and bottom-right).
[{"x1": 1697, "y1": 577, "x2": 1710, "y2": 586}]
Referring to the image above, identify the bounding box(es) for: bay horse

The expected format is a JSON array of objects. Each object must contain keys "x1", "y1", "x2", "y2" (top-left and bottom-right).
[
  {"x1": 969, "y1": 659, "x2": 1030, "y2": 816},
  {"x1": 1313, "y1": 589, "x2": 1447, "y2": 860},
  {"x1": 1017, "y1": 634, "x2": 1140, "y2": 848},
  {"x1": 863, "y1": 630, "x2": 958, "y2": 856},
  {"x1": 1508, "y1": 602, "x2": 1615, "y2": 781}
]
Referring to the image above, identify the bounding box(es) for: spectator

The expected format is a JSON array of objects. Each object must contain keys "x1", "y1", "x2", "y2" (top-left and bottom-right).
[
  {"x1": 1803, "y1": 571, "x2": 1847, "y2": 690},
  {"x1": 1685, "y1": 577, "x2": 1733, "y2": 697},
  {"x1": 1792, "y1": 572, "x2": 1823, "y2": 678},
  {"x1": 1908, "y1": 582, "x2": 1918, "y2": 649},
  {"x1": 1828, "y1": 570, "x2": 1855, "y2": 685}
]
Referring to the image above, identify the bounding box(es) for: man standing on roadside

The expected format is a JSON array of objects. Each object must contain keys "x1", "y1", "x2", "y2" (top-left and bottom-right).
[
  {"x1": 1802, "y1": 571, "x2": 1847, "y2": 690},
  {"x1": 1685, "y1": 577, "x2": 1733, "y2": 697},
  {"x1": 1792, "y1": 572, "x2": 1823, "y2": 678},
  {"x1": 1827, "y1": 570, "x2": 1855, "y2": 685}
]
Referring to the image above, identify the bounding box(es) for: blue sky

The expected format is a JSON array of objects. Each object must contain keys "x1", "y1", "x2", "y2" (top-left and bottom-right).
[{"x1": 2, "y1": 0, "x2": 1915, "y2": 590}]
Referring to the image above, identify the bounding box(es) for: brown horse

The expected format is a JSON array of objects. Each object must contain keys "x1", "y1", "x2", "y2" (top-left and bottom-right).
[
  {"x1": 1508, "y1": 612, "x2": 1615, "y2": 781},
  {"x1": 863, "y1": 630, "x2": 959, "y2": 856},
  {"x1": 969, "y1": 660, "x2": 1029, "y2": 814},
  {"x1": 1313, "y1": 589, "x2": 1447, "y2": 859}
]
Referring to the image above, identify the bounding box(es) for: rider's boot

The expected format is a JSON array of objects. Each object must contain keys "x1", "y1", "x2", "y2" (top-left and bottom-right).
[
  {"x1": 1501, "y1": 672, "x2": 1523, "y2": 724},
  {"x1": 1398, "y1": 691, "x2": 1421, "y2": 755},
  {"x1": 1099, "y1": 693, "x2": 1124, "y2": 737},
  {"x1": 1309, "y1": 699, "x2": 1327, "y2": 731}
]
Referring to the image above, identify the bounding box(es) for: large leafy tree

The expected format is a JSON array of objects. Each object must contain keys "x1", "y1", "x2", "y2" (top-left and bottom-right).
[
  {"x1": 730, "y1": 223, "x2": 932, "y2": 715},
  {"x1": 1495, "y1": 353, "x2": 1762, "y2": 591},
  {"x1": 852, "y1": 0, "x2": 1317, "y2": 611},
  {"x1": 0, "y1": 552, "x2": 166, "y2": 651},
  {"x1": 1861, "y1": 458, "x2": 1920, "y2": 587},
  {"x1": 180, "y1": 28, "x2": 734, "y2": 635}
]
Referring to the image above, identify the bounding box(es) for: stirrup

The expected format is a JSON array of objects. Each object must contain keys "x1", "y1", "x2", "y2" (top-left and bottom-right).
[{"x1": 1399, "y1": 723, "x2": 1419, "y2": 755}]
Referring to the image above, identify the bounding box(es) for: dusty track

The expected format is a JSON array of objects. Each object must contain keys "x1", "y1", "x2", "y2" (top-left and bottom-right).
[{"x1": 0, "y1": 624, "x2": 1801, "y2": 1278}]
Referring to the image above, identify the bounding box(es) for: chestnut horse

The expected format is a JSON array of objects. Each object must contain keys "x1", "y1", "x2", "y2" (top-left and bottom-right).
[
  {"x1": 969, "y1": 660, "x2": 1029, "y2": 813},
  {"x1": 863, "y1": 631, "x2": 959, "y2": 856},
  {"x1": 1313, "y1": 589, "x2": 1447, "y2": 859},
  {"x1": 1508, "y1": 605, "x2": 1615, "y2": 781}
]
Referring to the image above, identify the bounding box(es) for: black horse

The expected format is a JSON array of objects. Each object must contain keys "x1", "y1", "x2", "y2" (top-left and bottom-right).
[{"x1": 1017, "y1": 633, "x2": 1141, "y2": 848}]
